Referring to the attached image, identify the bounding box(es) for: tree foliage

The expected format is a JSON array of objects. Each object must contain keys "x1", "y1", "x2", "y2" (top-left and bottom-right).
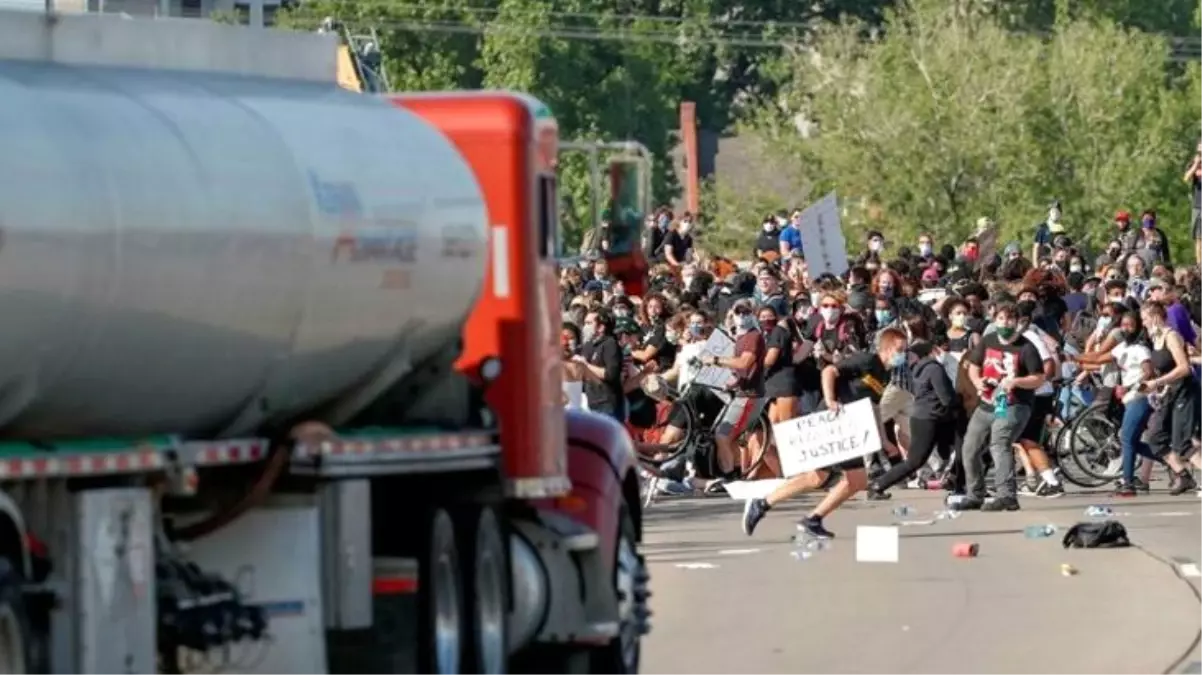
[{"x1": 741, "y1": 0, "x2": 1199, "y2": 260}]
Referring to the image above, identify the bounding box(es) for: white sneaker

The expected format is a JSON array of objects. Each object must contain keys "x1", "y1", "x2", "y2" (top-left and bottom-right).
[{"x1": 1102, "y1": 458, "x2": 1122, "y2": 478}]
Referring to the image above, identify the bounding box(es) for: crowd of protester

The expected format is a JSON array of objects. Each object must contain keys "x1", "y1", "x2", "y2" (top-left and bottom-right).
[{"x1": 560, "y1": 197, "x2": 1202, "y2": 539}]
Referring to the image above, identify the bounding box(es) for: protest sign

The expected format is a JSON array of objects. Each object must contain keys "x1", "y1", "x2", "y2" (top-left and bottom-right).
[
  {"x1": 563, "y1": 381, "x2": 586, "y2": 409},
  {"x1": 692, "y1": 328, "x2": 735, "y2": 401},
  {"x1": 772, "y1": 398, "x2": 882, "y2": 477},
  {"x1": 794, "y1": 192, "x2": 848, "y2": 278}
]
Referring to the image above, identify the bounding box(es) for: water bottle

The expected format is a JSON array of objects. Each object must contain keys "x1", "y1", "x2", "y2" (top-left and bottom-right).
[
  {"x1": 993, "y1": 386, "x2": 1010, "y2": 420},
  {"x1": 1085, "y1": 506, "x2": 1113, "y2": 518},
  {"x1": 1023, "y1": 524, "x2": 1056, "y2": 539},
  {"x1": 945, "y1": 494, "x2": 969, "y2": 509},
  {"x1": 891, "y1": 505, "x2": 914, "y2": 517},
  {"x1": 790, "y1": 537, "x2": 830, "y2": 561},
  {"x1": 934, "y1": 509, "x2": 962, "y2": 521}
]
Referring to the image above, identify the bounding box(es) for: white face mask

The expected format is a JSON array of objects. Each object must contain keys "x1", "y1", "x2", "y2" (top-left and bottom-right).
[
  {"x1": 679, "y1": 222, "x2": 692, "y2": 234},
  {"x1": 918, "y1": 243, "x2": 932, "y2": 256},
  {"x1": 869, "y1": 239, "x2": 883, "y2": 252},
  {"x1": 763, "y1": 223, "x2": 774, "y2": 232},
  {"x1": 1069, "y1": 264, "x2": 1082, "y2": 274},
  {"x1": 1048, "y1": 208, "x2": 1061, "y2": 224},
  {"x1": 819, "y1": 307, "x2": 840, "y2": 323},
  {"x1": 737, "y1": 314, "x2": 756, "y2": 332}
]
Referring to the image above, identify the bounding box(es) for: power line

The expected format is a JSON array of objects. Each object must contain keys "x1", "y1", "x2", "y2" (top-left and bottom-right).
[
  {"x1": 339, "y1": 19, "x2": 798, "y2": 49},
  {"x1": 335, "y1": 2, "x2": 833, "y2": 31},
  {"x1": 336, "y1": 18, "x2": 1201, "y2": 59}
]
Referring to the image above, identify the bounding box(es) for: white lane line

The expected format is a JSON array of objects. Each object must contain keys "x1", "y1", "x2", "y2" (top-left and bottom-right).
[
  {"x1": 718, "y1": 548, "x2": 761, "y2": 556},
  {"x1": 674, "y1": 562, "x2": 719, "y2": 570}
]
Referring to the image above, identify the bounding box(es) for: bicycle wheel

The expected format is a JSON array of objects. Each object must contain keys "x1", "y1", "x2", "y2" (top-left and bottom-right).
[
  {"x1": 736, "y1": 408, "x2": 775, "y2": 480},
  {"x1": 1048, "y1": 417, "x2": 1105, "y2": 488},
  {"x1": 1068, "y1": 405, "x2": 1130, "y2": 483},
  {"x1": 637, "y1": 397, "x2": 696, "y2": 469}
]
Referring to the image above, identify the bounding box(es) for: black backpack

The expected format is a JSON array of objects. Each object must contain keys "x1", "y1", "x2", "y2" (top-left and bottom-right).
[{"x1": 1061, "y1": 520, "x2": 1131, "y2": 549}]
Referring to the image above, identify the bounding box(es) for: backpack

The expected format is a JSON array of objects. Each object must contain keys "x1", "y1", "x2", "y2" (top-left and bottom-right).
[
  {"x1": 812, "y1": 317, "x2": 857, "y2": 353},
  {"x1": 1061, "y1": 521, "x2": 1131, "y2": 549}
]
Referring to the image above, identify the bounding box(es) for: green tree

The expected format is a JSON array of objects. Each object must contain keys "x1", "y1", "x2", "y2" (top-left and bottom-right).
[{"x1": 739, "y1": 0, "x2": 1197, "y2": 259}]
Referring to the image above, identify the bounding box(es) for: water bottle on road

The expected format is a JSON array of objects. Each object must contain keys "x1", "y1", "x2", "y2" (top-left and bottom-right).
[{"x1": 1023, "y1": 524, "x2": 1057, "y2": 539}]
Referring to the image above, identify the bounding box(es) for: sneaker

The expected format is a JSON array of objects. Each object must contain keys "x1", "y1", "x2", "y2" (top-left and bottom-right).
[
  {"x1": 951, "y1": 496, "x2": 984, "y2": 511},
  {"x1": 742, "y1": 498, "x2": 769, "y2": 536},
  {"x1": 1035, "y1": 482, "x2": 1065, "y2": 499},
  {"x1": 704, "y1": 479, "x2": 729, "y2": 495},
  {"x1": 797, "y1": 515, "x2": 836, "y2": 539},
  {"x1": 1102, "y1": 458, "x2": 1122, "y2": 478},
  {"x1": 981, "y1": 497, "x2": 1020, "y2": 512},
  {"x1": 1113, "y1": 481, "x2": 1137, "y2": 498},
  {"x1": 1169, "y1": 471, "x2": 1197, "y2": 496},
  {"x1": 866, "y1": 485, "x2": 892, "y2": 501},
  {"x1": 1018, "y1": 482, "x2": 1039, "y2": 497},
  {"x1": 1131, "y1": 476, "x2": 1151, "y2": 492},
  {"x1": 656, "y1": 479, "x2": 693, "y2": 497}
]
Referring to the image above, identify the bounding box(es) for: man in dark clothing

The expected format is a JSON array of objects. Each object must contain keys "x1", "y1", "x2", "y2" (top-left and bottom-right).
[
  {"x1": 754, "y1": 215, "x2": 781, "y2": 261},
  {"x1": 741, "y1": 328, "x2": 910, "y2": 539},
  {"x1": 715, "y1": 272, "x2": 756, "y2": 321},
  {"x1": 1063, "y1": 272, "x2": 1089, "y2": 315},
  {"x1": 662, "y1": 213, "x2": 695, "y2": 267},
  {"x1": 958, "y1": 302, "x2": 1047, "y2": 511},
  {"x1": 573, "y1": 309, "x2": 626, "y2": 422}
]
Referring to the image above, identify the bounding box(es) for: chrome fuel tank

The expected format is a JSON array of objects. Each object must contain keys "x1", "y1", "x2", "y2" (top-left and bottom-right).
[{"x1": 0, "y1": 60, "x2": 487, "y2": 438}]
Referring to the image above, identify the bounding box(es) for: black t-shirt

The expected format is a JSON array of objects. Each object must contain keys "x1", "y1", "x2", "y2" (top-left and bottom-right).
[
  {"x1": 639, "y1": 321, "x2": 677, "y2": 371},
  {"x1": 642, "y1": 226, "x2": 665, "y2": 263},
  {"x1": 831, "y1": 351, "x2": 892, "y2": 404},
  {"x1": 1063, "y1": 291, "x2": 1088, "y2": 315},
  {"x1": 663, "y1": 230, "x2": 693, "y2": 263},
  {"x1": 763, "y1": 324, "x2": 795, "y2": 394},
  {"x1": 964, "y1": 332, "x2": 1045, "y2": 411},
  {"x1": 754, "y1": 231, "x2": 780, "y2": 257},
  {"x1": 580, "y1": 335, "x2": 624, "y2": 414}
]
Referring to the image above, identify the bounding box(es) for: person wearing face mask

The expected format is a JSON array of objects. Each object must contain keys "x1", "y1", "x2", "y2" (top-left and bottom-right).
[
  {"x1": 867, "y1": 328, "x2": 956, "y2": 499},
  {"x1": 915, "y1": 234, "x2": 936, "y2": 265},
  {"x1": 809, "y1": 291, "x2": 868, "y2": 366},
  {"x1": 1135, "y1": 210, "x2": 1170, "y2": 266},
  {"x1": 740, "y1": 328, "x2": 909, "y2": 539},
  {"x1": 662, "y1": 212, "x2": 696, "y2": 269},
  {"x1": 861, "y1": 230, "x2": 885, "y2": 261},
  {"x1": 759, "y1": 305, "x2": 799, "y2": 451},
  {"x1": 572, "y1": 309, "x2": 626, "y2": 422},
  {"x1": 1009, "y1": 301, "x2": 1065, "y2": 498},
  {"x1": 957, "y1": 302, "x2": 1048, "y2": 511},
  {"x1": 700, "y1": 302, "x2": 768, "y2": 491},
  {"x1": 1032, "y1": 200, "x2": 1066, "y2": 262},
  {"x1": 755, "y1": 215, "x2": 781, "y2": 262}
]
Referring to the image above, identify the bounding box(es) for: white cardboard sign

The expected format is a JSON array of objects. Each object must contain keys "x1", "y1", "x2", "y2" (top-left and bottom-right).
[
  {"x1": 794, "y1": 191, "x2": 848, "y2": 279},
  {"x1": 691, "y1": 328, "x2": 736, "y2": 401},
  {"x1": 772, "y1": 398, "x2": 882, "y2": 477}
]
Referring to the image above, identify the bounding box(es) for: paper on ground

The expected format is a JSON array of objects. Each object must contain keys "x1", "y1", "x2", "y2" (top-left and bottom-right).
[
  {"x1": 724, "y1": 479, "x2": 788, "y2": 500},
  {"x1": 855, "y1": 525, "x2": 899, "y2": 563}
]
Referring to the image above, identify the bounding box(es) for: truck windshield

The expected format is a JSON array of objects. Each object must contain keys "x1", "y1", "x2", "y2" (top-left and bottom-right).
[{"x1": 538, "y1": 175, "x2": 560, "y2": 259}]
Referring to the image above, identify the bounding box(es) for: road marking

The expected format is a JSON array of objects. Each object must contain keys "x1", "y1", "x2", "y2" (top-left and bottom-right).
[
  {"x1": 674, "y1": 562, "x2": 719, "y2": 569},
  {"x1": 718, "y1": 548, "x2": 761, "y2": 556},
  {"x1": 1178, "y1": 563, "x2": 1201, "y2": 578}
]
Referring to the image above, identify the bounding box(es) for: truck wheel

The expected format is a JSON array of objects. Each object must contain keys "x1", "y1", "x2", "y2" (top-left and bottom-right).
[
  {"x1": 419, "y1": 509, "x2": 465, "y2": 675},
  {"x1": 591, "y1": 504, "x2": 648, "y2": 674},
  {"x1": 461, "y1": 507, "x2": 508, "y2": 674},
  {"x1": 0, "y1": 558, "x2": 31, "y2": 674}
]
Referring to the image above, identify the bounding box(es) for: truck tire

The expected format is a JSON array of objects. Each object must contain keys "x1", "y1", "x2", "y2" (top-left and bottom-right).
[
  {"x1": 0, "y1": 558, "x2": 32, "y2": 674},
  {"x1": 419, "y1": 509, "x2": 465, "y2": 675},
  {"x1": 590, "y1": 504, "x2": 648, "y2": 674},
  {"x1": 460, "y1": 507, "x2": 508, "y2": 674}
]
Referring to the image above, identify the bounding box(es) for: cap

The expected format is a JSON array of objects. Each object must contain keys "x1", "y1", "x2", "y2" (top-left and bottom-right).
[{"x1": 1114, "y1": 210, "x2": 1130, "y2": 222}]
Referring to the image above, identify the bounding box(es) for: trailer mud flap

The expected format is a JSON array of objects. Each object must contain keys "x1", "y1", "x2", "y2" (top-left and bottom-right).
[{"x1": 509, "y1": 508, "x2": 618, "y2": 648}]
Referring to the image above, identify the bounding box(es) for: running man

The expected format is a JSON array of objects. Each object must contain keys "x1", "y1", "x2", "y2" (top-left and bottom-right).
[{"x1": 741, "y1": 328, "x2": 909, "y2": 539}]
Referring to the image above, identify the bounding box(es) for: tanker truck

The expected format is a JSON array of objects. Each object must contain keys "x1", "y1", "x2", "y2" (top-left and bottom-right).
[{"x1": 0, "y1": 9, "x2": 647, "y2": 674}]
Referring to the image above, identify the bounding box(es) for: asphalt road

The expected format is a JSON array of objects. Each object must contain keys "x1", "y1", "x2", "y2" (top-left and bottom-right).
[{"x1": 639, "y1": 477, "x2": 1201, "y2": 674}]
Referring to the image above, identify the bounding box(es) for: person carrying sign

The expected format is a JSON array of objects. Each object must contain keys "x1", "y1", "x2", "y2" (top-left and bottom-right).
[
  {"x1": 700, "y1": 301, "x2": 767, "y2": 490},
  {"x1": 740, "y1": 328, "x2": 909, "y2": 539}
]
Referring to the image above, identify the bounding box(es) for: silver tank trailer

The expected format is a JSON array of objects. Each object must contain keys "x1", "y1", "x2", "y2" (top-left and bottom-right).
[{"x1": 0, "y1": 60, "x2": 488, "y2": 439}]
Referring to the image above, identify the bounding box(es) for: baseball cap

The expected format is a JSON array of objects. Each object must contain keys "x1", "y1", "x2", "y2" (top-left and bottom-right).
[{"x1": 1114, "y1": 210, "x2": 1130, "y2": 223}]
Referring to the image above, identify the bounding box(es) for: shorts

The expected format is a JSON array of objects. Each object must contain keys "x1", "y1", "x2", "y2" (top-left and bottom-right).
[
  {"x1": 1018, "y1": 395, "x2": 1054, "y2": 443},
  {"x1": 715, "y1": 395, "x2": 768, "y2": 438}
]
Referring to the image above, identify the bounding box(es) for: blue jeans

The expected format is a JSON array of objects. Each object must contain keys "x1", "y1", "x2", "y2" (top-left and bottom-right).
[{"x1": 1120, "y1": 396, "x2": 1162, "y2": 483}]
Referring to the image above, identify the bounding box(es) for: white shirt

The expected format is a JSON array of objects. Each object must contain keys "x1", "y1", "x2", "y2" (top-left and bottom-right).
[
  {"x1": 1111, "y1": 342, "x2": 1152, "y2": 391},
  {"x1": 1023, "y1": 326, "x2": 1056, "y2": 396}
]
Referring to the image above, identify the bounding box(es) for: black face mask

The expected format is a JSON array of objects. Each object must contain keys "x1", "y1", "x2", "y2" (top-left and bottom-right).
[{"x1": 1120, "y1": 329, "x2": 1139, "y2": 344}]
